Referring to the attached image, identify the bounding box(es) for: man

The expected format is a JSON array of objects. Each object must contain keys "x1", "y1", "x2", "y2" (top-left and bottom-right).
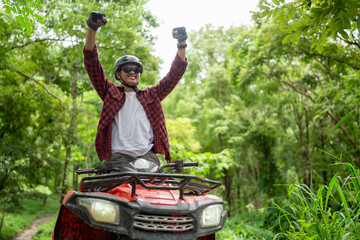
[{"x1": 83, "y1": 12, "x2": 188, "y2": 172}]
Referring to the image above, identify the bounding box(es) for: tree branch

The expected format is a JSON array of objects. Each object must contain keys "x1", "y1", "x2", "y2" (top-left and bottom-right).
[
  {"x1": 310, "y1": 66, "x2": 360, "y2": 156},
  {"x1": 260, "y1": 67, "x2": 316, "y2": 103},
  {"x1": 8, "y1": 38, "x2": 67, "y2": 50},
  {"x1": 1, "y1": 66, "x2": 68, "y2": 110},
  {"x1": 337, "y1": 34, "x2": 360, "y2": 50},
  {"x1": 292, "y1": 49, "x2": 360, "y2": 71}
]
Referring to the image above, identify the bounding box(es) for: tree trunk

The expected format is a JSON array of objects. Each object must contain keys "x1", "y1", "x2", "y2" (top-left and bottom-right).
[
  {"x1": 303, "y1": 103, "x2": 310, "y2": 187},
  {"x1": 225, "y1": 168, "x2": 233, "y2": 216},
  {"x1": 60, "y1": 62, "x2": 80, "y2": 201},
  {"x1": 0, "y1": 192, "x2": 10, "y2": 233},
  {"x1": 86, "y1": 139, "x2": 94, "y2": 169},
  {"x1": 292, "y1": 100, "x2": 310, "y2": 187},
  {"x1": 43, "y1": 173, "x2": 49, "y2": 206},
  {"x1": 73, "y1": 163, "x2": 79, "y2": 191},
  {"x1": 61, "y1": 147, "x2": 71, "y2": 201}
]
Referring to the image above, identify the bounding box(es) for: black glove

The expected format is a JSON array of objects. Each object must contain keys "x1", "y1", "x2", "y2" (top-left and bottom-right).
[
  {"x1": 87, "y1": 11, "x2": 107, "y2": 31},
  {"x1": 172, "y1": 27, "x2": 187, "y2": 42}
]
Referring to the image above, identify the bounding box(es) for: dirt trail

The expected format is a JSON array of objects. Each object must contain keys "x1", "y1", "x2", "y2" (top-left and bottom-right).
[{"x1": 12, "y1": 215, "x2": 54, "y2": 240}]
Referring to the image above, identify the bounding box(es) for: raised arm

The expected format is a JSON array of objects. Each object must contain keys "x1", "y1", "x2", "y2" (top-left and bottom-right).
[
  {"x1": 83, "y1": 12, "x2": 110, "y2": 100},
  {"x1": 153, "y1": 27, "x2": 188, "y2": 100},
  {"x1": 85, "y1": 28, "x2": 97, "y2": 51}
]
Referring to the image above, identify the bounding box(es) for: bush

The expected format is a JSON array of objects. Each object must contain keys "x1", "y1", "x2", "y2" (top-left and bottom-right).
[
  {"x1": 217, "y1": 213, "x2": 276, "y2": 240},
  {"x1": 0, "y1": 193, "x2": 60, "y2": 240}
]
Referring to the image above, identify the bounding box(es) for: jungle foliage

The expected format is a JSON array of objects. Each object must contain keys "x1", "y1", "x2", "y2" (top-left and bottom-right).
[{"x1": 1, "y1": 0, "x2": 360, "y2": 239}]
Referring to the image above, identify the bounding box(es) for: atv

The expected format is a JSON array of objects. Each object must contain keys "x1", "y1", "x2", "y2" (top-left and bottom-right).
[{"x1": 52, "y1": 160, "x2": 227, "y2": 240}]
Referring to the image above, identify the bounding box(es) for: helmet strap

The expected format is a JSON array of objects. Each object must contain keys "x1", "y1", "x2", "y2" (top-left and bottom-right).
[{"x1": 117, "y1": 75, "x2": 138, "y2": 92}]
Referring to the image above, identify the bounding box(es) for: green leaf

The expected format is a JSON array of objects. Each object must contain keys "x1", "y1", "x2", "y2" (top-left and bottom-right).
[
  {"x1": 34, "y1": 14, "x2": 44, "y2": 23},
  {"x1": 350, "y1": 21, "x2": 357, "y2": 34},
  {"x1": 338, "y1": 30, "x2": 349, "y2": 39},
  {"x1": 327, "y1": 111, "x2": 353, "y2": 140},
  {"x1": 272, "y1": 0, "x2": 280, "y2": 5},
  {"x1": 325, "y1": 176, "x2": 337, "y2": 211},
  {"x1": 281, "y1": 28, "x2": 294, "y2": 34},
  {"x1": 343, "y1": 163, "x2": 360, "y2": 195},
  {"x1": 316, "y1": 43, "x2": 324, "y2": 53},
  {"x1": 260, "y1": 10, "x2": 270, "y2": 18},
  {"x1": 301, "y1": 18, "x2": 308, "y2": 26},
  {"x1": 331, "y1": 30, "x2": 337, "y2": 40},
  {"x1": 260, "y1": 5, "x2": 271, "y2": 11},
  {"x1": 293, "y1": 21, "x2": 303, "y2": 28},
  {"x1": 273, "y1": 6, "x2": 279, "y2": 17},
  {"x1": 266, "y1": 11, "x2": 273, "y2": 20},
  {"x1": 291, "y1": 31, "x2": 302, "y2": 42},
  {"x1": 335, "y1": 179, "x2": 351, "y2": 219},
  {"x1": 282, "y1": 34, "x2": 293, "y2": 44},
  {"x1": 288, "y1": 8, "x2": 294, "y2": 19},
  {"x1": 3, "y1": 4, "x2": 12, "y2": 13},
  {"x1": 342, "y1": 17, "x2": 351, "y2": 29},
  {"x1": 280, "y1": 19, "x2": 286, "y2": 28},
  {"x1": 274, "y1": 12, "x2": 286, "y2": 21},
  {"x1": 308, "y1": 26, "x2": 319, "y2": 37},
  {"x1": 315, "y1": 148, "x2": 341, "y2": 161}
]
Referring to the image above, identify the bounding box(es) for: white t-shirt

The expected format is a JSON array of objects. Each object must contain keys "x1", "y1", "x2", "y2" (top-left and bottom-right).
[{"x1": 111, "y1": 92, "x2": 154, "y2": 157}]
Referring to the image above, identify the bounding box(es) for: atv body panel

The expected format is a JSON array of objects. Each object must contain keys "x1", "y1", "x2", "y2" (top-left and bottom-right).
[{"x1": 53, "y1": 168, "x2": 227, "y2": 240}]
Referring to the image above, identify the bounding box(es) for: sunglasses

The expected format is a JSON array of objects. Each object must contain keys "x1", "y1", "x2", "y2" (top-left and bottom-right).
[{"x1": 122, "y1": 66, "x2": 142, "y2": 74}]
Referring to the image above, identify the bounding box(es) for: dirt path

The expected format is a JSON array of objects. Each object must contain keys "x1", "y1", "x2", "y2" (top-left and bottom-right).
[{"x1": 12, "y1": 215, "x2": 54, "y2": 240}]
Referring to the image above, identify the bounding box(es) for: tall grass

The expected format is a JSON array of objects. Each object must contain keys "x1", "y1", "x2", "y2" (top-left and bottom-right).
[{"x1": 274, "y1": 163, "x2": 360, "y2": 239}]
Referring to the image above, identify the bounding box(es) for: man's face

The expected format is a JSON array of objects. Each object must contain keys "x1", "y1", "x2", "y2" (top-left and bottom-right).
[{"x1": 116, "y1": 63, "x2": 141, "y2": 86}]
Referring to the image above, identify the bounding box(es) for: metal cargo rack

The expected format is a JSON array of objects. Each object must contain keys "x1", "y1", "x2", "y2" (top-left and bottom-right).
[{"x1": 78, "y1": 172, "x2": 222, "y2": 200}]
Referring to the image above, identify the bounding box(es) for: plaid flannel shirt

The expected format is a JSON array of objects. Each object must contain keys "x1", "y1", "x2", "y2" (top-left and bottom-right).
[{"x1": 83, "y1": 45, "x2": 187, "y2": 162}]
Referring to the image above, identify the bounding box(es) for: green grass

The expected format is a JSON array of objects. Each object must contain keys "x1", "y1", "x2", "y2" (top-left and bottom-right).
[
  {"x1": 217, "y1": 214, "x2": 276, "y2": 240},
  {"x1": 33, "y1": 216, "x2": 57, "y2": 240},
  {"x1": 0, "y1": 194, "x2": 60, "y2": 240}
]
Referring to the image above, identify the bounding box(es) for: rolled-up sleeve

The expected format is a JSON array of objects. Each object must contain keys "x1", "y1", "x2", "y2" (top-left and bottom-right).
[
  {"x1": 155, "y1": 53, "x2": 188, "y2": 101},
  {"x1": 83, "y1": 45, "x2": 109, "y2": 101}
]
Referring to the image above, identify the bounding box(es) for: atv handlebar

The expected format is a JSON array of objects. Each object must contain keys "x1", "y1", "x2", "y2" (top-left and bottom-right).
[
  {"x1": 76, "y1": 168, "x2": 104, "y2": 175},
  {"x1": 77, "y1": 160, "x2": 198, "y2": 175},
  {"x1": 158, "y1": 160, "x2": 198, "y2": 173}
]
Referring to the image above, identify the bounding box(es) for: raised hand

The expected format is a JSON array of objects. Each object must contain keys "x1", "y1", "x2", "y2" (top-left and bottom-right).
[
  {"x1": 87, "y1": 11, "x2": 107, "y2": 31},
  {"x1": 172, "y1": 27, "x2": 187, "y2": 42}
]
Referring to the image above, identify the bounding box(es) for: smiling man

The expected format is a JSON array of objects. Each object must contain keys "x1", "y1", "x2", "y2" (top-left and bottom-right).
[{"x1": 83, "y1": 12, "x2": 188, "y2": 172}]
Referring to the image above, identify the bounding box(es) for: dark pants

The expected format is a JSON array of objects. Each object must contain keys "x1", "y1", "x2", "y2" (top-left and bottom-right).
[{"x1": 102, "y1": 150, "x2": 160, "y2": 173}]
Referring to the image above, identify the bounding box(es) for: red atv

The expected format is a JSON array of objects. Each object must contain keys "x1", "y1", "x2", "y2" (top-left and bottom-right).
[{"x1": 52, "y1": 160, "x2": 227, "y2": 240}]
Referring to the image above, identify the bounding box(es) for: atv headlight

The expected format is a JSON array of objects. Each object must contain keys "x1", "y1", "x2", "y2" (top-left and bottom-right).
[
  {"x1": 78, "y1": 198, "x2": 120, "y2": 225},
  {"x1": 200, "y1": 204, "x2": 223, "y2": 228}
]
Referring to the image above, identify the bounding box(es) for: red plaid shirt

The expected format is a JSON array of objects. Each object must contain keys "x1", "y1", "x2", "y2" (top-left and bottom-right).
[{"x1": 83, "y1": 46, "x2": 187, "y2": 162}]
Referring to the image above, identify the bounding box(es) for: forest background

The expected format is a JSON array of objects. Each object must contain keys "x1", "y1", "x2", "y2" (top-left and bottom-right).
[{"x1": 1, "y1": 0, "x2": 360, "y2": 239}]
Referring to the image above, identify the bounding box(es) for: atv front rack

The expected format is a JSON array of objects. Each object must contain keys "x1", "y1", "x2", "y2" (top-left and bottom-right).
[{"x1": 79, "y1": 172, "x2": 222, "y2": 200}]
